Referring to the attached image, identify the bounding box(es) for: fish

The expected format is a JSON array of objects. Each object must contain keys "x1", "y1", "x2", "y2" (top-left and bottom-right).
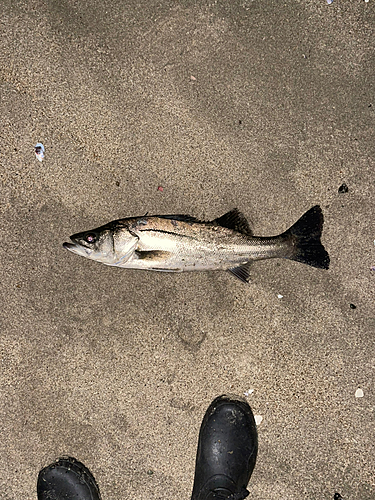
[{"x1": 63, "y1": 205, "x2": 330, "y2": 283}]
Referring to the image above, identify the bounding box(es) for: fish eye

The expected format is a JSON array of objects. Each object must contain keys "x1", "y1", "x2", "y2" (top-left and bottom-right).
[{"x1": 85, "y1": 233, "x2": 97, "y2": 244}]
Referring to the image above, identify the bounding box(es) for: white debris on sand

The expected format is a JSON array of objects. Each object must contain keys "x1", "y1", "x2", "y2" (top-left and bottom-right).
[
  {"x1": 35, "y1": 143, "x2": 45, "y2": 162},
  {"x1": 254, "y1": 415, "x2": 263, "y2": 426},
  {"x1": 277, "y1": 294, "x2": 283, "y2": 299},
  {"x1": 355, "y1": 388, "x2": 364, "y2": 398},
  {"x1": 244, "y1": 389, "x2": 254, "y2": 397}
]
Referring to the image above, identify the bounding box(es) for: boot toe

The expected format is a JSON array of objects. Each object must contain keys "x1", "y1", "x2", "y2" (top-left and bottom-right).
[
  {"x1": 37, "y1": 457, "x2": 101, "y2": 500},
  {"x1": 191, "y1": 395, "x2": 258, "y2": 500}
]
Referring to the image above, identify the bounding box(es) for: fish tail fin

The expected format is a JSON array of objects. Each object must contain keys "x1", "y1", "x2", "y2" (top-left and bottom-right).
[{"x1": 284, "y1": 205, "x2": 330, "y2": 269}]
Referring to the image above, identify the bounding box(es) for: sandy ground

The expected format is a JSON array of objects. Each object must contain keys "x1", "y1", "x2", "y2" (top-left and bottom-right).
[{"x1": 1, "y1": 0, "x2": 374, "y2": 499}]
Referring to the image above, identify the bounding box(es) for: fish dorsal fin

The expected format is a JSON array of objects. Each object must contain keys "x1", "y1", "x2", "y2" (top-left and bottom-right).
[
  {"x1": 228, "y1": 262, "x2": 252, "y2": 283},
  {"x1": 213, "y1": 209, "x2": 253, "y2": 235},
  {"x1": 158, "y1": 214, "x2": 203, "y2": 223}
]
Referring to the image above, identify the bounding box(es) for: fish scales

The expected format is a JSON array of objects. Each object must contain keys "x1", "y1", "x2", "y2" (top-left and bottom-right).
[{"x1": 129, "y1": 217, "x2": 286, "y2": 269}]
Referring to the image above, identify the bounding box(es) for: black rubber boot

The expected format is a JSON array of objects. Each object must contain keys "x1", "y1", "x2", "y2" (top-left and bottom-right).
[
  {"x1": 37, "y1": 456, "x2": 101, "y2": 500},
  {"x1": 191, "y1": 395, "x2": 258, "y2": 500}
]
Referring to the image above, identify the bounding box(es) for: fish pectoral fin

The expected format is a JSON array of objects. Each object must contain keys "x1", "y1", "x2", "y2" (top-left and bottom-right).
[
  {"x1": 228, "y1": 262, "x2": 252, "y2": 283},
  {"x1": 213, "y1": 209, "x2": 253, "y2": 236},
  {"x1": 134, "y1": 250, "x2": 172, "y2": 261}
]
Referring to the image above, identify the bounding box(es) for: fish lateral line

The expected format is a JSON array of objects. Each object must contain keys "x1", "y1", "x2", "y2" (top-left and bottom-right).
[{"x1": 136, "y1": 228, "x2": 196, "y2": 239}]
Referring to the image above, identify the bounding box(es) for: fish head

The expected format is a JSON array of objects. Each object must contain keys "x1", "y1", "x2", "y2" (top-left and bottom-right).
[
  {"x1": 63, "y1": 226, "x2": 116, "y2": 264},
  {"x1": 63, "y1": 222, "x2": 138, "y2": 266}
]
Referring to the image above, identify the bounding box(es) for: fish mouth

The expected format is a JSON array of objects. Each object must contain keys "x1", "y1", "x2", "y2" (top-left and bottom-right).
[
  {"x1": 63, "y1": 242, "x2": 76, "y2": 251},
  {"x1": 63, "y1": 241, "x2": 92, "y2": 257}
]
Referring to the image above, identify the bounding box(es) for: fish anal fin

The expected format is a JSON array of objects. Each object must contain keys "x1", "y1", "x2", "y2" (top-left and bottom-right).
[
  {"x1": 135, "y1": 250, "x2": 171, "y2": 261},
  {"x1": 228, "y1": 262, "x2": 252, "y2": 283},
  {"x1": 213, "y1": 209, "x2": 253, "y2": 236}
]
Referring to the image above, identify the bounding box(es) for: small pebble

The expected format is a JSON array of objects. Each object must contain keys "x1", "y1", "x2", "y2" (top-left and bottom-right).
[
  {"x1": 190, "y1": 75, "x2": 197, "y2": 81},
  {"x1": 244, "y1": 389, "x2": 254, "y2": 397},
  {"x1": 355, "y1": 388, "x2": 364, "y2": 398},
  {"x1": 157, "y1": 186, "x2": 164, "y2": 192},
  {"x1": 35, "y1": 142, "x2": 45, "y2": 162},
  {"x1": 349, "y1": 303, "x2": 356, "y2": 309},
  {"x1": 334, "y1": 494, "x2": 343, "y2": 500},
  {"x1": 327, "y1": 0, "x2": 333, "y2": 4},
  {"x1": 147, "y1": 470, "x2": 154, "y2": 476},
  {"x1": 254, "y1": 415, "x2": 263, "y2": 426},
  {"x1": 370, "y1": 266, "x2": 375, "y2": 271},
  {"x1": 277, "y1": 294, "x2": 283, "y2": 299},
  {"x1": 338, "y1": 183, "x2": 348, "y2": 193}
]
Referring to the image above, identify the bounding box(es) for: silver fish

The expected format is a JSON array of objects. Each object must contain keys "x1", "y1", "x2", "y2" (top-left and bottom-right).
[{"x1": 63, "y1": 206, "x2": 329, "y2": 283}]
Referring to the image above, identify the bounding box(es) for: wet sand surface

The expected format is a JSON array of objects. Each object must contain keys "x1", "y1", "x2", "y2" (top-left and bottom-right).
[{"x1": 0, "y1": 0, "x2": 374, "y2": 499}]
